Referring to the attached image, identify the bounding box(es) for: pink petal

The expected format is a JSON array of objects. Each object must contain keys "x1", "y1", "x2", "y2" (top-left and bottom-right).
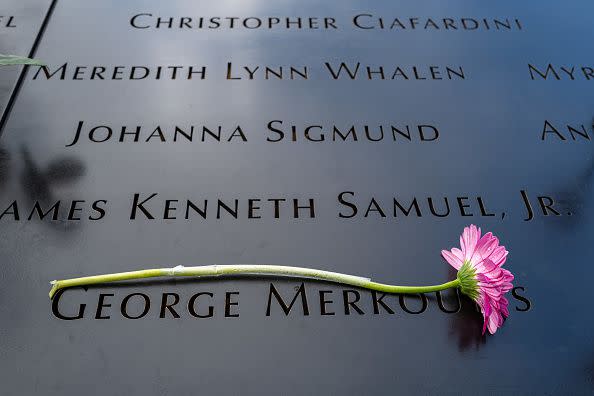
[
  {"x1": 480, "y1": 284, "x2": 503, "y2": 300},
  {"x1": 461, "y1": 225, "x2": 481, "y2": 262},
  {"x1": 441, "y1": 249, "x2": 463, "y2": 270},
  {"x1": 487, "y1": 313, "x2": 500, "y2": 334},
  {"x1": 468, "y1": 232, "x2": 493, "y2": 267},
  {"x1": 450, "y1": 248, "x2": 464, "y2": 262},
  {"x1": 501, "y1": 268, "x2": 514, "y2": 282},
  {"x1": 475, "y1": 258, "x2": 502, "y2": 278},
  {"x1": 488, "y1": 246, "x2": 508, "y2": 267},
  {"x1": 499, "y1": 297, "x2": 509, "y2": 318},
  {"x1": 479, "y1": 294, "x2": 491, "y2": 335},
  {"x1": 476, "y1": 232, "x2": 497, "y2": 258}
]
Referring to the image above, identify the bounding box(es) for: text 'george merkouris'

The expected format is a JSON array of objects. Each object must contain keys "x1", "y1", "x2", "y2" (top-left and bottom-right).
[{"x1": 32, "y1": 62, "x2": 466, "y2": 81}]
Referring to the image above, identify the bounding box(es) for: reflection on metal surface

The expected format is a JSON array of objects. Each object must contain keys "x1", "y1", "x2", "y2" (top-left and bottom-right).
[
  {"x1": 0, "y1": 146, "x2": 11, "y2": 188},
  {"x1": 449, "y1": 294, "x2": 486, "y2": 352},
  {"x1": 446, "y1": 267, "x2": 485, "y2": 351},
  {"x1": 553, "y1": 115, "x2": 594, "y2": 228},
  {"x1": 20, "y1": 146, "x2": 85, "y2": 231},
  {"x1": 44, "y1": 156, "x2": 85, "y2": 184}
]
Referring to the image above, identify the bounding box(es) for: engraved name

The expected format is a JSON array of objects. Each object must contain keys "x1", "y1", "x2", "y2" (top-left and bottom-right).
[
  {"x1": 65, "y1": 120, "x2": 440, "y2": 146},
  {"x1": 32, "y1": 63, "x2": 465, "y2": 81},
  {"x1": 129, "y1": 13, "x2": 522, "y2": 32}
]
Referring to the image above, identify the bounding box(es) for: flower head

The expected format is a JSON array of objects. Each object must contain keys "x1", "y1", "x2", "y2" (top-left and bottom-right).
[{"x1": 441, "y1": 225, "x2": 514, "y2": 335}]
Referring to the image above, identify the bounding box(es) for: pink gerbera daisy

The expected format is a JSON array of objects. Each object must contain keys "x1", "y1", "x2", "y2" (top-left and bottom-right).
[{"x1": 441, "y1": 225, "x2": 514, "y2": 335}]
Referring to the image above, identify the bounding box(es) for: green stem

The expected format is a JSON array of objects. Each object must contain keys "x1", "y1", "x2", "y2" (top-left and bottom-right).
[{"x1": 48, "y1": 265, "x2": 460, "y2": 299}]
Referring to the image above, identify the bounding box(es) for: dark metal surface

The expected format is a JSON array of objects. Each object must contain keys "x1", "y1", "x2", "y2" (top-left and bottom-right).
[
  {"x1": 0, "y1": 0, "x2": 52, "y2": 130},
  {"x1": 0, "y1": 1, "x2": 593, "y2": 394}
]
